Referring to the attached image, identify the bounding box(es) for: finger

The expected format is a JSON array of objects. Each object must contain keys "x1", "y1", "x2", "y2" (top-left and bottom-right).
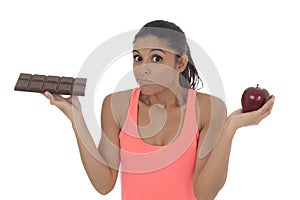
[
  {"x1": 264, "y1": 98, "x2": 275, "y2": 116},
  {"x1": 256, "y1": 96, "x2": 275, "y2": 122},
  {"x1": 65, "y1": 95, "x2": 74, "y2": 104},
  {"x1": 52, "y1": 94, "x2": 65, "y2": 101},
  {"x1": 262, "y1": 96, "x2": 275, "y2": 112},
  {"x1": 43, "y1": 91, "x2": 51, "y2": 99},
  {"x1": 44, "y1": 91, "x2": 56, "y2": 104},
  {"x1": 44, "y1": 91, "x2": 65, "y2": 108},
  {"x1": 255, "y1": 95, "x2": 275, "y2": 112}
]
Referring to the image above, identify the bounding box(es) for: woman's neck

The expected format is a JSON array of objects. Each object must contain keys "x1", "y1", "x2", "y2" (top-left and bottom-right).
[{"x1": 140, "y1": 86, "x2": 189, "y2": 108}]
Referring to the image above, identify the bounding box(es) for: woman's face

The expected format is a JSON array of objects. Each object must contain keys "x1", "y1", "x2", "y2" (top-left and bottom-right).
[{"x1": 133, "y1": 35, "x2": 186, "y2": 95}]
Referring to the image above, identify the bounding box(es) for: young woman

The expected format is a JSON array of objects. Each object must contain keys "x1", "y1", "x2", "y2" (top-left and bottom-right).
[{"x1": 44, "y1": 20, "x2": 275, "y2": 200}]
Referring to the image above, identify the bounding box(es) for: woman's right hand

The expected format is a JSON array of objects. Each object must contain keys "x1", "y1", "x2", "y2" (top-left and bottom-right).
[{"x1": 43, "y1": 91, "x2": 82, "y2": 123}]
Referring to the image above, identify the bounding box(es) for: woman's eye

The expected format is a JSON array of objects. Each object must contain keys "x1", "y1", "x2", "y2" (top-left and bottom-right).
[
  {"x1": 134, "y1": 55, "x2": 142, "y2": 62},
  {"x1": 152, "y1": 55, "x2": 162, "y2": 62}
]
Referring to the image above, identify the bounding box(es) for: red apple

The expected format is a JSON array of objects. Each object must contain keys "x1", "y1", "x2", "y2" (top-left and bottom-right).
[{"x1": 241, "y1": 84, "x2": 270, "y2": 112}]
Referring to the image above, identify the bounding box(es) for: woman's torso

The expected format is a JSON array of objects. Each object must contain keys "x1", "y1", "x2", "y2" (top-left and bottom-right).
[{"x1": 118, "y1": 88, "x2": 199, "y2": 200}]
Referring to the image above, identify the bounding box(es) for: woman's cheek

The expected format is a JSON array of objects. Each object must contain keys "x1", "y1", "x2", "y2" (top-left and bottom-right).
[
  {"x1": 133, "y1": 64, "x2": 178, "y2": 88},
  {"x1": 151, "y1": 64, "x2": 178, "y2": 87}
]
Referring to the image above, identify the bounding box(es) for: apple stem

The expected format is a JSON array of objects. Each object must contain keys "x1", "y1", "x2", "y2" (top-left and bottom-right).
[{"x1": 257, "y1": 84, "x2": 259, "y2": 88}]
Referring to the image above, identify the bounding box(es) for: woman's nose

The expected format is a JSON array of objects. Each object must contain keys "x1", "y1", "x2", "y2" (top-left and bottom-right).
[
  {"x1": 134, "y1": 65, "x2": 151, "y2": 78},
  {"x1": 140, "y1": 66, "x2": 150, "y2": 75}
]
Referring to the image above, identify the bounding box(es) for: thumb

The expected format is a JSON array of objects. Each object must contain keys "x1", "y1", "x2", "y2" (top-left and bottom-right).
[
  {"x1": 44, "y1": 91, "x2": 56, "y2": 105},
  {"x1": 44, "y1": 91, "x2": 68, "y2": 110},
  {"x1": 229, "y1": 108, "x2": 242, "y2": 117}
]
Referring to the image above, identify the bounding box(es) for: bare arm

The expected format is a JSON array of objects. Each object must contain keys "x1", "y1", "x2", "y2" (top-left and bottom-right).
[
  {"x1": 44, "y1": 92, "x2": 120, "y2": 195},
  {"x1": 193, "y1": 94, "x2": 275, "y2": 200}
]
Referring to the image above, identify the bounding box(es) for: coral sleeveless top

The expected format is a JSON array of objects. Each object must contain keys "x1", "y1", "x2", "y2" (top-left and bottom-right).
[{"x1": 119, "y1": 88, "x2": 199, "y2": 200}]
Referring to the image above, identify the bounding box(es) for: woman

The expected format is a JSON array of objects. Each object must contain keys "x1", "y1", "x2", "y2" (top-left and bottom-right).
[{"x1": 44, "y1": 20, "x2": 275, "y2": 199}]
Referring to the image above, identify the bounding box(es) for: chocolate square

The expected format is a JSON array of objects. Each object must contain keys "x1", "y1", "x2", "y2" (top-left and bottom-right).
[
  {"x1": 31, "y1": 74, "x2": 46, "y2": 82},
  {"x1": 74, "y1": 78, "x2": 87, "y2": 86},
  {"x1": 28, "y1": 80, "x2": 44, "y2": 92},
  {"x1": 19, "y1": 73, "x2": 32, "y2": 80},
  {"x1": 60, "y1": 77, "x2": 74, "y2": 84},
  {"x1": 46, "y1": 76, "x2": 60, "y2": 83},
  {"x1": 42, "y1": 82, "x2": 58, "y2": 93},
  {"x1": 72, "y1": 84, "x2": 86, "y2": 96},
  {"x1": 57, "y1": 83, "x2": 72, "y2": 95},
  {"x1": 14, "y1": 79, "x2": 29, "y2": 91}
]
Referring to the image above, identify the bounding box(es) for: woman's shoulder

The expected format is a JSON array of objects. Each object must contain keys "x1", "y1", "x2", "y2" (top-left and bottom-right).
[
  {"x1": 103, "y1": 88, "x2": 134, "y2": 103},
  {"x1": 194, "y1": 91, "x2": 227, "y2": 135},
  {"x1": 102, "y1": 88, "x2": 135, "y2": 128},
  {"x1": 195, "y1": 91, "x2": 225, "y2": 105},
  {"x1": 108, "y1": 88, "x2": 134, "y2": 99},
  {"x1": 195, "y1": 91, "x2": 227, "y2": 117}
]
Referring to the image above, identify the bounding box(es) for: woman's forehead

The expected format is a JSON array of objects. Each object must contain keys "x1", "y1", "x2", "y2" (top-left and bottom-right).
[{"x1": 133, "y1": 35, "x2": 173, "y2": 52}]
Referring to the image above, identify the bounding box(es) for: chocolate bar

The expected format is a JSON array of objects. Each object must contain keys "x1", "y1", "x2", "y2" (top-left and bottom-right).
[{"x1": 14, "y1": 73, "x2": 87, "y2": 96}]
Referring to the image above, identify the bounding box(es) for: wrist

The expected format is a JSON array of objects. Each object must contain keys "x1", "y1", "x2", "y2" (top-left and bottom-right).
[
  {"x1": 70, "y1": 110, "x2": 84, "y2": 127},
  {"x1": 224, "y1": 118, "x2": 238, "y2": 137}
]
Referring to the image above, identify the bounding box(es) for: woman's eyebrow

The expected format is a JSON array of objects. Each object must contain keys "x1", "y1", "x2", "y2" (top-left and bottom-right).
[
  {"x1": 132, "y1": 49, "x2": 166, "y2": 54},
  {"x1": 132, "y1": 49, "x2": 140, "y2": 54},
  {"x1": 151, "y1": 48, "x2": 166, "y2": 54}
]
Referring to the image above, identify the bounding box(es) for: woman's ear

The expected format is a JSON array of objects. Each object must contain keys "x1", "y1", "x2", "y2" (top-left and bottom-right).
[{"x1": 176, "y1": 55, "x2": 188, "y2": 73}]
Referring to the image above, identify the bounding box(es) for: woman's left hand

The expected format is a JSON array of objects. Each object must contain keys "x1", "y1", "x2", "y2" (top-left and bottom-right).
[{"x1": 227, "y1": 95, "x2": 275, "y2": 130}]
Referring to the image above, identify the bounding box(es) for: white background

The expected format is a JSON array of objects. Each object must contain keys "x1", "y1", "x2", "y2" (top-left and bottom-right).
[{"x1": 1, "y1": 0, "x2": 299, "y2": 199}]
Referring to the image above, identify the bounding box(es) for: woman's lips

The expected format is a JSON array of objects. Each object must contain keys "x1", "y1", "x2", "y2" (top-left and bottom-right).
[{"x1": 138, "y1": 79, "x2": 154, "y2": 85}]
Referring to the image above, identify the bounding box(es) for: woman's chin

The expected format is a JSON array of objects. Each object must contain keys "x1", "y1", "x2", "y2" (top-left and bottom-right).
[{"x1": 139, "y1": 84, "x2": 165, "y2": 95}]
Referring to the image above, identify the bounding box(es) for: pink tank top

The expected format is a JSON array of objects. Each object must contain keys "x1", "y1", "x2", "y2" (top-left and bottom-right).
[{"x1": 119, "y1": 88, "x2": 199, "y2": 200}]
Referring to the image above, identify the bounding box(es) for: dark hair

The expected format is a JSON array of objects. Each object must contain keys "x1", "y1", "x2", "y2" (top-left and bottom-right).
[{"x1": 134, "y1": 20, "x2": 202, "y2": 90}]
